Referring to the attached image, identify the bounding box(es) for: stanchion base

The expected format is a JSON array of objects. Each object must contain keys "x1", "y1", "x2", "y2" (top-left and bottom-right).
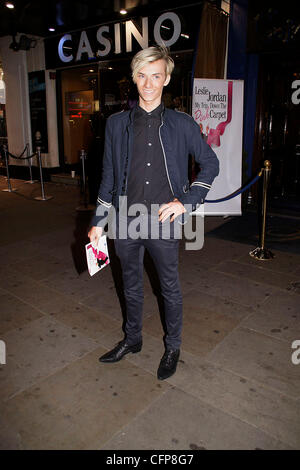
[
  {"x1": 2, "y1": 188, "x2": 17, "y2": 192},
  {"x1": 24, "y1": 180, "x2": 38, "y2": 184},
  {"x1": 76, "y1": 204, "x2": 96, "y2": 212},
  {"x1": 34, "y1": 195, "x2": 53, "y2": 201},
  {"x1": 249, "y1": 247, "x2": 275, "y2": 260}
]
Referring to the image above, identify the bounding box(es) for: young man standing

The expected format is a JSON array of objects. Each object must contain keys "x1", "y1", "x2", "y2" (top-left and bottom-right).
[{"x1": 88, "y1": 46, "x2": 219, "y2": 380}]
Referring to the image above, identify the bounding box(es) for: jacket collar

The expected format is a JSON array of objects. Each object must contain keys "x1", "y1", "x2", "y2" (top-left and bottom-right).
[{"x1": 128, "y1": 101, "x2": 166, "y2": 125}]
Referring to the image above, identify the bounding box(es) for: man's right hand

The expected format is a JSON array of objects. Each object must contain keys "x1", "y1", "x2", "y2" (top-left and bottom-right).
[{"x1": 88, "y1": 226, "x2": 103, "y2": 247}]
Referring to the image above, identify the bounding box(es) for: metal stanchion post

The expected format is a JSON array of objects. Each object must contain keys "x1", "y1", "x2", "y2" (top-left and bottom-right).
[
  {"x1": 2, "y1": 144, "x2": 17, "y2": 192},
  {"x1": 249, "y1": 160, "x2": 274, "y2": 260},
  {"x1": 34, "y1": 146, "x2": 53, "y2": 201},
  {"x1": 76, "y1": 149, "x2": 95, "y2": 211},
  {"x1": 25, "y1": 143, "x2": 37, "y2": 184},
  {"x1": 247, "y1": 189, "x2": 253, "y2": 205}
]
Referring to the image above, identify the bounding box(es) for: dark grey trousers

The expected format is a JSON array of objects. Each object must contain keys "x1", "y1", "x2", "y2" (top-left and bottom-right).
[{"x1": 114, "y1": 216, "x2": 182, "y2": 350}]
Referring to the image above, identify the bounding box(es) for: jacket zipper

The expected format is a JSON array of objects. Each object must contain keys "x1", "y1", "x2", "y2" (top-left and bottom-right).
[
  {"x1": 122, "y1": 123, "x2": 132, "y2": 195},
  {"x1": 159, "y1": 114, "x2": 174, "y2": 196}
]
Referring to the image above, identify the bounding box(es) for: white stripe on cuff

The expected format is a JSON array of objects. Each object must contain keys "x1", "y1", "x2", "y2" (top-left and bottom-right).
[
  {"x1": 191, "y1": 182, "x2": 212, "y2": 190},
  {"x1": 97, "y1": 197, "x2": 112, "y2": 208}
]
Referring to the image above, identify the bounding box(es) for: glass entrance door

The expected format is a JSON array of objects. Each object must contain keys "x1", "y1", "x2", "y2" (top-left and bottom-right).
[{"x1": 61, "y1": 66, "x2": 99, "y2": 165}]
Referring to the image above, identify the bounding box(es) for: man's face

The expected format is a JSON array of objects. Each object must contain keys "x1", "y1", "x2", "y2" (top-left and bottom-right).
[{"x1": 135, "y1": 59, "x2": 170, "y2": 110}]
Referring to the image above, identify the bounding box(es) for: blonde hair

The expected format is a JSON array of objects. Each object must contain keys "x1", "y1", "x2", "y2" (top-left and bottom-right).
[{"x1": 131, "y1": 45, "x2": 174, "y2": 83}]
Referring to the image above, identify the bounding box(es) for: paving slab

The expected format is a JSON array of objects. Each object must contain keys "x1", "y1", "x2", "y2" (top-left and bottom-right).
[
  {"x1": 163, "y1": 351, "x2": 300, "y2": 449},
  {"x1": 0, "y1": 265, "x2": 25, "y2": 284},
  {"x1": 290, "y1": 281, "x2": 300, "y2": 295},
  {"x1": 8, "y1": 252, "x2": 74, "y2": 281},
  {"x1": 0, "y1": 239, "x2": 47, "y2": 267},
  {"x1": 259, "y1": 290, "x2": 300, "y2": 319},
  {"x1": 182, "y1": 269, "x2": 276, "y2": 309},
  {"x1": 0, "y1": 227, "x2": 78, "y2": 272},
  {"x1": 80, "y1": 290, "x2": 124, "y2": 322},
  {"x1": 1, "y1": 265, "x2": 122, "y2": 338},
  {"x1": 213, "y1": 260, "x2": 299, "y2": 291},
  {"x1": 178, "y1": 262, "x2": 217, "y2": 295},
  {"x1": 28, "y1": 227, "x2": 77, "y2": 252},
  {"x1": 181, "y1": 289, "x2": 254, "y2": 321},
  {"x1": 0, "y1": 316, "x2": 98, "y2": 401},
  {"x1": 0, "y1": 197, "x2": 75, "y2": 245},
  {"x1": 101, "y1": 387, "x2": 291, "y2": 450},
  {"x1": 194, "y1": 237, "x2": 254, "y2": 265},
  {"x1": 39, "y1": 265, "x2": 114, "y2": 302},
  {"x1": 240, "y1": 302, "x2": 300, "y2": 343},
  {"x1": 0, "y1": 347, "x2": 169, "y2": 449},
  {"x1": 204, "y1": 216, "x2": 231, "y2": 234},
  {"x1": 0, "y1": 271, "x2": 75, "y2": 313},
  {"x1": 143, "y1": 299, "x2": 240, "y2": 357},
  {"x1": 29, "y1": 225, "x2": 91, "y2": 270},
  {"x1": 293, "y1": 265, "x2": 300, "y2": 276},
  {"x1": 206, "y1": 327, "x2": 300, "y2": 399},
  {"x1": 0, "y1": 290, "x2": 44, "y2": 335},
  {"x1": 0, "y1": 416, "x2": 23, "y2": 450},
  {"x1": 236, "y1": 251, "x2": 300, "y2": 275},
  {"x1": 79, "y1": 269, "x2": 124, "y2": 314},
  {"x1": 41, "y1": 295, "x2": 121, "y2": 341},
  {"x1": 29, "y1": 226, "x2": 76, "y2": 245},
  {"x1": 0, "y1": 357, "x2": 34, "y2": 403}
]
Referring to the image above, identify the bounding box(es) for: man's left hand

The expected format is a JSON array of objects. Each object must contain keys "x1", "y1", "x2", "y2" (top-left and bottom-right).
[{"x1": 158, "y1": 198, "x2": 187, "y2": 223}]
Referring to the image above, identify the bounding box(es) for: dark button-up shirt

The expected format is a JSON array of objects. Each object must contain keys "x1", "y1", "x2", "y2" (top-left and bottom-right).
[{"x1": 126, "y1": 103, "x2": 173, "y2": 212}]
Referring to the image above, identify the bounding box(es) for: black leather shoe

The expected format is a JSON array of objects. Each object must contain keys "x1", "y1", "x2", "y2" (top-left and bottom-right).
[
  {"x1": 157, "y1": 349, "x2": 180, "y2": 380},
  {"x1": 99, "y1": 339, "x2": 142, "y2": 363}
]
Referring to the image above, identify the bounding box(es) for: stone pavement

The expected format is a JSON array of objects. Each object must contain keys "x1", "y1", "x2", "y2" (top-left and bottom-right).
[{"x1": 0, "y1": 175, "x2": 299, "y2": 450}]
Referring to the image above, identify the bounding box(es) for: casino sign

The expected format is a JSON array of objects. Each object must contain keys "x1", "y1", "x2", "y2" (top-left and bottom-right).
[{"x1": 44, "y1": 9, "x2": 196, "y2": 69}]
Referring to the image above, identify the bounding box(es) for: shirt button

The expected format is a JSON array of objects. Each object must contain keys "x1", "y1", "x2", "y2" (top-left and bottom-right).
[
  {"x1": 145, "y1": 181, "x2": 150, "y2": 185},
  {"x1": 148, "y1": 142, "x2": 152, "y2": 146}
]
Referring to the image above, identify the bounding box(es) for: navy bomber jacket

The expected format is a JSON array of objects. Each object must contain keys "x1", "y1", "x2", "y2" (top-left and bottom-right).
[{"x1": 91, "y1": 104, "x2": 219, "y2": 227}]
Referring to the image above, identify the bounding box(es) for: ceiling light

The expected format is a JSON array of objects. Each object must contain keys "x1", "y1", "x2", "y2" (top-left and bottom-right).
[
  {"x1": 108, "y1": 67, "x2": 113, "y2": 70},
  {"x1": 6, "y1": 2, "x2": 15, "y2": 8},
  {"x1": 120, "y1": 9, "x2": 127, "y2": 15},
  {"x1": 89, "y1": 69, "x2": 94, "y2": 72},
  {"x1": 48, "y1": 27, "x2": 55, "y2": 32}
]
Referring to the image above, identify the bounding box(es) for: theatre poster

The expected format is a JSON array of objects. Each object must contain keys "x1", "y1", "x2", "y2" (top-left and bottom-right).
[{"x1": 192, "y1": 79, "x2": 244, "y2": 215}]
